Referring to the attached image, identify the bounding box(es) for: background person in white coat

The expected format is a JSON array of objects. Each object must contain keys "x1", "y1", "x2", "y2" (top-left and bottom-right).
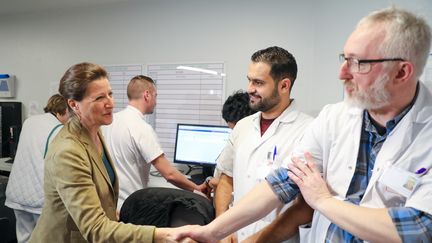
[
  {"x1": 213, "y1": 46, "x2": 314, "y2": 243},
  {"x1": 103, "y1": 75, "x2": 208, "y2": 211},
  {"x1": 5, "y1": 94, "x2": 69, "y2": 243},
  {"x1": 175, "y1": 7, "x2": 432, "y2": 243},
  {"x1": 208, "y1": 90, "x2": 256, "y2": 190}
]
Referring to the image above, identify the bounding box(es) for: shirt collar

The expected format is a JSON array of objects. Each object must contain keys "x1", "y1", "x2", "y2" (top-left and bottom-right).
[
  {"x1": 126, "y1": 105, "x2": 145, "y2": 119},
  {"x1": 252, "y1": 99, "x2": 300, "y2": 125}
]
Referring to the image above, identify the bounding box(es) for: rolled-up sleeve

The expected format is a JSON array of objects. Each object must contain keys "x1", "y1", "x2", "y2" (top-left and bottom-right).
[
  {"x1": 266, "y1": 167, "x2": 300, "y2": 204},
  {"x1": 388, "y1": 207, "x2": 432, "y2": 242},
  {"x1": 215, "y1": 139, "x2": 235, "y2": 177}
]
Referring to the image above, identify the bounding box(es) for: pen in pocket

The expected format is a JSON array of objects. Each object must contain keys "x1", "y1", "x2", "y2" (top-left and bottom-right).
[{"x1": 415, "y1": 167, "x2": 428, "y2": 176}]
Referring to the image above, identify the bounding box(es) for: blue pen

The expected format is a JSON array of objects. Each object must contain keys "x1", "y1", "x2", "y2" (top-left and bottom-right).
[
  {"x1": 272, "y1": 146, "x2": 277, "y2": 161},
  {"x1": 415, "y1": 167, "x2": 427, "y2": 175}
]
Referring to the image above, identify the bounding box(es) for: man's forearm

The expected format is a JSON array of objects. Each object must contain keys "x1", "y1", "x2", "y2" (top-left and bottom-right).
[
  {"x1": 253, "y1": 196, "x2": 314, "y2": 243},
  {"x1": 168, "y1": 169, "x2": 199, "y2": 191},
  {"x1": 153, "y1": 155, "x2": 199, "y2": 191},
  {"x1": 214, "y1": 174, "x2": 233, "y2": 217},
  {"x1": 317, "y1": 198, "x2": 401, "y2": 243},
  {"x1": 206, "y1": 182, "x2": 282, "y2": 240}
]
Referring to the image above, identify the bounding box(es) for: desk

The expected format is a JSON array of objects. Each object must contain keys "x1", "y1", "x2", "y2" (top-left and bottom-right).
[{"x1": 0, "y1": 158, "x2": 12, "y2": 174}]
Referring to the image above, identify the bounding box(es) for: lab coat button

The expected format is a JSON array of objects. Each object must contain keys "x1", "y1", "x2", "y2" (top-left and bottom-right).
[{"x1": 348, "y1": 166, "x2": 353, "y2": 170}]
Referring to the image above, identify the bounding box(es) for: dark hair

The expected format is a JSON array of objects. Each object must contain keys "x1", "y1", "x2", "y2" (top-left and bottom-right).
[
  {"x1": 127, "y1": 75, "x2": 155, "y2": 100},
  {"x1": 251, "y1": 46, "x2": 297, "y2": 89},
  {"x1": 43, "y1": 94, "x2": 68, "y2": 115},
  {"x1": 222, "y1": 90, "x2": 256, "y2": 123},
  {"x1": 59, "y1": 62, "x2": 108, "y2": 112}
]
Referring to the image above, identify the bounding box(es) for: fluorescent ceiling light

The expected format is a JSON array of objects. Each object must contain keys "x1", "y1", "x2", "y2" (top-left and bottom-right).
[{"x1": 177, "y1": 65, "x2": 225, "y2": 77}]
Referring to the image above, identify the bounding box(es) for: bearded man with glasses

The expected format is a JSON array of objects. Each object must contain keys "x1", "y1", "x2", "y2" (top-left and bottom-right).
[{"x1": 338, "y1": 54, "x2": 406, "y2": 110}]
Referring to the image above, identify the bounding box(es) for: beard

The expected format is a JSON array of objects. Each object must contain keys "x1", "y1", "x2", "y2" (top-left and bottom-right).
[
  {"x1": 249, "y1": 87, "x2": 281, "y2": 112},
  {"x1": 344, "y1": 73, "x2": 391, "y2": 110},
  {"x1": 146, "y1": 101, "x2": 156, "y2": 115}
]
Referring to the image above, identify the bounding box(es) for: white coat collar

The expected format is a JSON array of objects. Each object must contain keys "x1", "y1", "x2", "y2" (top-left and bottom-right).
[
  {"x1": 126, "y1": 105, "x2": 145, "y2": 119},
  {"x1": 250, "y1": 100, "x2": 302, "y2": 143},
  {"x1": 251, "y1": 99, "x2": 301, "y2": 127},
  {"x1": 404, "y1": 82, "x2": 432, "y2": 124},
  {"x1": 363, "y1": 82, "x2": 432, "y2": 197}
]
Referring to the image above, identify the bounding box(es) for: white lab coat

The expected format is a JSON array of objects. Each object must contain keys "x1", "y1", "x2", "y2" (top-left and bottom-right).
[
  {"x1": 217, "y1": 101, "x2": 313, "y2": 242},
  {"x1": 6, "y1": 113, "x2": 62, "y2": 214},
  {"x1": 289, "y1": 82, "x2": 432, "y2": 242}
]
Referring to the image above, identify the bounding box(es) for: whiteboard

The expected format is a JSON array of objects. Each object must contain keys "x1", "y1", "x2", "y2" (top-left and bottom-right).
[{"x1": 147, "y1": 62, "x2": 226, "y2": 161}]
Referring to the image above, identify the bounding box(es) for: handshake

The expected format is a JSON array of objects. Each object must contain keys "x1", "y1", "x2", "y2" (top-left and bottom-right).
[{"x1": 155, "y1": 225, "x2": 217, "y2": 243}]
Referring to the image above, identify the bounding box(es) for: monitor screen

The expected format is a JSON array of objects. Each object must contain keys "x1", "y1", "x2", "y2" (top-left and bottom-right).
[{"x1": 174, "y1": 123, "x2": 231, "y2": 167}]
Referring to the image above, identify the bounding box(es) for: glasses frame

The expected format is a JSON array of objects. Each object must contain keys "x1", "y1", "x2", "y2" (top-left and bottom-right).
[{"x1": 339, "y1": 54, "x2": 405, "y2": 74}]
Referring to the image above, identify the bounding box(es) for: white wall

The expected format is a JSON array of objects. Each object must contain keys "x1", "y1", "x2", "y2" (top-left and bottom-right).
[{"x1": 1, "y1": 0, "x2": 431, "y2": 119}]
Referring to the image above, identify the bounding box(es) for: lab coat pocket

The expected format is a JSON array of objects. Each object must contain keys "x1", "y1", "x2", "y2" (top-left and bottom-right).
[
  {"x1": 379, "y1": 165, "x2": 420, "y2": 197},
  {"x1": 376, "y1": 184, "x2": 407, "y2": 207},
  {"x1": 298, "y1": 223, "x2": 312, "y2": 243},
  {"x1": 377, "y1": 166, "x2": 414, "y2": 207}
]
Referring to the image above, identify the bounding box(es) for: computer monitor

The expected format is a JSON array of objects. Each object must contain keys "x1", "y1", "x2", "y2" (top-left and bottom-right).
[
  {"x1": 174, "y1": 123, "x2": 231, "y2": 168},
  {"x1": 0, "y1": 102, "x2": 22, "y2": 159}
]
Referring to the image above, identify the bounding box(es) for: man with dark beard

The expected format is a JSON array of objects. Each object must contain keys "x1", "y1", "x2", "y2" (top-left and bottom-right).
[{"x1": 213, "y1": 46, "x2": 313, "y2": 242}]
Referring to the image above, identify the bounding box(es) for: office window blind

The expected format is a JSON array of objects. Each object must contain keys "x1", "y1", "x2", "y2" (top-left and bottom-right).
[
  {"x1": 147, "y1": 63, "x2": 226, "y2": 161},
  {"x1": 105, "y1": 64, "x2": 144, "y2": 113}
]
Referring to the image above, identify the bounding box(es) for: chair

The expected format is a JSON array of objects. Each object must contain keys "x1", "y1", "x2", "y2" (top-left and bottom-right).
[{"x1": 120, "y1": 187, "x2": 214, "y2": 227}]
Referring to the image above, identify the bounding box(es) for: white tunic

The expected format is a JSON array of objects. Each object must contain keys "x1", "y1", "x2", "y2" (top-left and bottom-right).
[
  {"x1": 217, "y1": 101, "x2": 312, "y2": 242},
  {"x1": 102, "y1": 105, "x2": 163, "y2": 210},
  {"x1": 5, "y1": 113, "x2": 61, "y2": 214}
]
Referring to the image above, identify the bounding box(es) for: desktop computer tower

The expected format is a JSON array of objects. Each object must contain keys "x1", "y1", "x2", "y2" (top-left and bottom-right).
[{"x1": 0, "y1": 102, "x2": 22, "y2": 158}]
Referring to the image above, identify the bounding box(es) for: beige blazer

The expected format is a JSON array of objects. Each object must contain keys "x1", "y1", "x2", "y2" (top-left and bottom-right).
[{"x1": 29, "y1": 117, "x2": 155, "y2": 243}]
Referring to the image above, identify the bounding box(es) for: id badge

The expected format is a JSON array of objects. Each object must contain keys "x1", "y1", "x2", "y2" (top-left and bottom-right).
[{"x1": 378, "y1": 166, "x2": 420, "y2": 198}]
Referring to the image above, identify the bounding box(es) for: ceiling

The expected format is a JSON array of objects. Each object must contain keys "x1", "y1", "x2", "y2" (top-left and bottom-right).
[{"x1": 0, "y1": 0, "x2": 130, "y2": 16}]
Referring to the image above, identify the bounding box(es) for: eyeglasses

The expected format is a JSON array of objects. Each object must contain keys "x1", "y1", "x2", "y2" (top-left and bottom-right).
[{"x1": 339, "y1": 54, "x2": 404, "y2": 74}]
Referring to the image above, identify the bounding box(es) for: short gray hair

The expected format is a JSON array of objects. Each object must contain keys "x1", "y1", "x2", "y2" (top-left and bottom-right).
[{"x1": 358, "y1": 7, "x2": 431, "y2": 79}]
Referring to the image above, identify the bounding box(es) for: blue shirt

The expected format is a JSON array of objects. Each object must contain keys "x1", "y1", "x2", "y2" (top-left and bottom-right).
[
  {"x1": 102, "y1": 148, "x2": 116, "y2": 185},
  {"x1": 325, "y1": 106, "x2": 411, "y2": 242}
]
